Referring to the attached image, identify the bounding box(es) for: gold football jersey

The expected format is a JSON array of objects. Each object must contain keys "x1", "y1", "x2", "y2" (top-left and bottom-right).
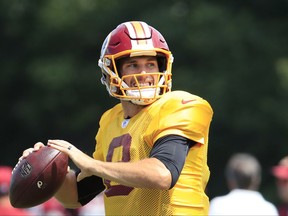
[{"x1": 93, "y1": 90, "x2": 213, "y2": 215}]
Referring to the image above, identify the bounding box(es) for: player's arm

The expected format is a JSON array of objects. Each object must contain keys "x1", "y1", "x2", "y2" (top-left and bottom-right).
[
  {"x1": 149, "y1": 135, "x2": 196, "y2": 188},
  {"x1": 48, "y1": 136, "x2": 194, "y2": 190},
  {"x1": 54, "y1": 169, "x2": 105, "y2": 208},
  {"x1": 89, "y1": 135, "x2": 195, "y2": 189},
  {"x1": 54, "y1": 169, "x2": 81, "y2": 208}
]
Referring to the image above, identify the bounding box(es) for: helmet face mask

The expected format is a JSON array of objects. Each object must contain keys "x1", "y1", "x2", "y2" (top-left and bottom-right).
[{"x1": 98, "y1": 21, "x2": 173, "y2": 105}]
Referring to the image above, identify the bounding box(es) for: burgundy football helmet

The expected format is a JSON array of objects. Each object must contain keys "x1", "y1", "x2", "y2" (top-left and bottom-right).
[{"x1": 98, "y1": 21, "x2": 174, "y2": 105}]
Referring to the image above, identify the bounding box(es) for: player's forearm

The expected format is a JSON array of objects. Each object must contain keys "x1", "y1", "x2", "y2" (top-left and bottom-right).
[
  {"x1": 90, "y1": 157, "x2": 172, "y2": 190},
  {"x1": 54, "y1": 170, "x2": 82, "y2": 209}
]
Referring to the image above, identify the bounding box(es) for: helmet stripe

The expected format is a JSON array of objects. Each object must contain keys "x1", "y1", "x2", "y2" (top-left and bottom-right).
[
  {"x1": 124, "y1": 22, "x2": 138, "y2": 48},
  {"x1": 125, "y1": 22, "x2": 137, "y2": 39},
  {"x1": 125, "y1": 21, "x2": 153, "y2": 49},
  {"x1": 133, "y1": 22, "x2": 147, "y2": 38},
  {"x1": 133, "y1": 22, "x2": 146, "y2": 46}
]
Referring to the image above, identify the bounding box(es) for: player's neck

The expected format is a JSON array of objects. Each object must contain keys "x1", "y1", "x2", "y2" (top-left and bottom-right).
[{"x1": 121, "y1": 100, "x2": 146, "y2": 119}]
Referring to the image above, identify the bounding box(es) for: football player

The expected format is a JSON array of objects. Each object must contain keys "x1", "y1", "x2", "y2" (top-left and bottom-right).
[{"x1": 20, "y1": 21, "x2": 213, "y2": 215}]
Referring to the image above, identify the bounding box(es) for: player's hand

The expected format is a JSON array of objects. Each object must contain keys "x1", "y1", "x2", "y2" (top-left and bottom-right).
[
  {"x1": 13, "y1": 142, "x2": 45, "y2": 174},
  {"x1": 19, "y1": 142, "x2": 45, "y2": 161},
  {"x1": 47, "y1": 139, "x2": 93, "y2": 182}
]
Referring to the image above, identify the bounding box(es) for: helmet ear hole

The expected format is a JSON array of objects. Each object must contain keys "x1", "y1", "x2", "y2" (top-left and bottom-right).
[
  {"x1": 115, "y1": 57, "x2": 129, "y2": 78},
  {"x1": 157, "y1": 56, "x2": 167, "y2": 72}
]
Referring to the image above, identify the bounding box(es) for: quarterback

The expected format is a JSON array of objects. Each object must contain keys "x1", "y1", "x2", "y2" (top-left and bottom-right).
[{"x1": 20, "y1": 21, "x2": 213, "y2": 215}]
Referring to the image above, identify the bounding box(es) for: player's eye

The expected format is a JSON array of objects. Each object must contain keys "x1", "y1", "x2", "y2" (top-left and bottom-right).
[
  {"x1": 147, "y1": 62, "x2": 156, "y2": 68},
  {"x1": 128, "y1": 63, "x2": 138, "y2": 68}
]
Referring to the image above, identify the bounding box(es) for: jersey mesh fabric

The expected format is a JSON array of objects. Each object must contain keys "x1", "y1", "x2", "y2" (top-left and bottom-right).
[{"x1": 93, "y1": 90, "x2": 213, "y2": 215}]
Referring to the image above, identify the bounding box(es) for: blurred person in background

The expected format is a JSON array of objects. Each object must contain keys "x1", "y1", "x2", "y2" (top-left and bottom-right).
[
  {"x1": 0, "y1": 166, "x2": 31, "y2": 216},
  {"x1": 209, "y1": 153, "x2": 278, "y2": 216},
  {"x1": 272, "y1": 156, "x2": 288, "y2": 216}
]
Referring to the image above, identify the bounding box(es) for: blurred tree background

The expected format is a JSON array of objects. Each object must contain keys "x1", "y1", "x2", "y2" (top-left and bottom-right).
[{"x1": 1, "y1": 0, "x2": 288, "y2": 205}]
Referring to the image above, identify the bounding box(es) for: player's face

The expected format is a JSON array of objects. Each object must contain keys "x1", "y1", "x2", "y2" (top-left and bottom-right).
[{"x1": 119, "y1": 56, "x2": 159, "y2": 87}]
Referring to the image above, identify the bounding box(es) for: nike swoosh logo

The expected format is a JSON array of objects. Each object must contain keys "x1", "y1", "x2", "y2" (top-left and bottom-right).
[{"x1": 181, "y1": 99, "x2": 196, "y2": 104}]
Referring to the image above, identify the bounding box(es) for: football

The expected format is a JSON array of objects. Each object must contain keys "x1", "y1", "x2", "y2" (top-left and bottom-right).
[{"x1": 9, "y1": 146, "x2": 68, "y2": 208}]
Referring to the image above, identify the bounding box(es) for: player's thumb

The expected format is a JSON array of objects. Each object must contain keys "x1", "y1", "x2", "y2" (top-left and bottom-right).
[
  {"x1": 76, "y1": 172, "x2": 84, "y2": 182},
  {"x1": 76, "y1": 170, "x2": 91, "y2": 182}
]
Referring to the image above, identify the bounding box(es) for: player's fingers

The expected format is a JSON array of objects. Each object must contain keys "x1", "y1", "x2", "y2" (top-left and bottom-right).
[
  {"x1": 47, "y1": 140, "x2": 76, "y2": 154},
  {"x1": 12, "y1": 160, "x2": 22, "y2": 174},
  {"x1": 47, "y1": 139, "x2": 71, "y2": 148},
  {"x1": 20, "y1": 148, "x2": 35, "y2": 160},
  {"x1": 34, "y1": 142, "x2": 45, "y2": 150},
  {"x1": 19, "y1": 142, "x2": 45, "y2": 161}
]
